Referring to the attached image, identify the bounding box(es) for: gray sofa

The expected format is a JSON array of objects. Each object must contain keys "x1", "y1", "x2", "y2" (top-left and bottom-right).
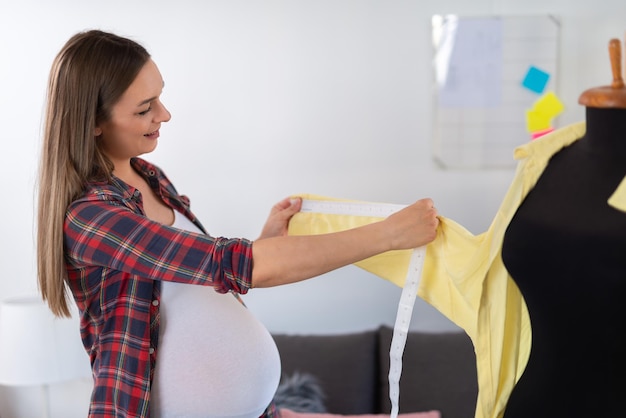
[{"x1": 272, "y1": 326, "x2": 478, "y2": 418}]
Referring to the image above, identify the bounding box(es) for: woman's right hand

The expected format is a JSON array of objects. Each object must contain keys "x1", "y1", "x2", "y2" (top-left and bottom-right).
[{"x1": 383, "y1": 198, "x2": 439, "y2": 251}]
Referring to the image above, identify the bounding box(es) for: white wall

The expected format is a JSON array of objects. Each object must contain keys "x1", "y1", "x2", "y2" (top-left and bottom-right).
[{"x1": 0, "y1": 0, "x2": 625, "y2": 416}]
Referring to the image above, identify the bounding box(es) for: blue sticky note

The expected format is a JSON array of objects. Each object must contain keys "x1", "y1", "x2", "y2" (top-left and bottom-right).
[{"x1": 522, "y1": 66, "x2": 550, "y2": 94}]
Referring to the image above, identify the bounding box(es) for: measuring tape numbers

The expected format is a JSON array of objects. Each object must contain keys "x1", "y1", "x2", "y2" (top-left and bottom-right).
[{"x1": 299, "y1": 199, "x2": 426, "y2": 418}]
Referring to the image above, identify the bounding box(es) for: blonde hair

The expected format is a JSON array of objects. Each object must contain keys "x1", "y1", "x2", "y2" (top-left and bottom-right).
[{"x1": 37, "y1": 30, "x2": 150, "y2": 316}]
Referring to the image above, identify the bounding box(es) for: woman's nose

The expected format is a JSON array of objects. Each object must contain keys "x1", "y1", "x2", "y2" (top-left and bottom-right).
[{"x1": 155, "y1": 99, "x2": 171, "y2": 123}]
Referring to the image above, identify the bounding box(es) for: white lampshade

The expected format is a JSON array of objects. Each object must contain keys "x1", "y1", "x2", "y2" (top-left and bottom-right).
[{"x1": 0, "y1": 295, "x2": 91, "y2": 386}]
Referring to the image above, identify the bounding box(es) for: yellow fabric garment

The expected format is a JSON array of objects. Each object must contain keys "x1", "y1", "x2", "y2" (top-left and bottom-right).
[{"x1": 289, "y1": 122, "x2": 626, "y2": 418}]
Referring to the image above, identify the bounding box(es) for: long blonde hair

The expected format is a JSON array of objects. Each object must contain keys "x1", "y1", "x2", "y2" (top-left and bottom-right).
[{"x1": 37, "y1": 30, "x2": 150, "y2": 317}]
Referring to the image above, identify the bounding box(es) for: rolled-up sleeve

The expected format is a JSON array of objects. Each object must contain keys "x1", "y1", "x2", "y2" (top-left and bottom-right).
[{"x1": 64, "y1": 200, "x2": 253, "y2": 294}]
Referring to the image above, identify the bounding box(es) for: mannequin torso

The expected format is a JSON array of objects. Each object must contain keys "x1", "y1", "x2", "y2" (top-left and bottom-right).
[{"x1": 501, "y1": 107, "x2": 626, "y2": 417}]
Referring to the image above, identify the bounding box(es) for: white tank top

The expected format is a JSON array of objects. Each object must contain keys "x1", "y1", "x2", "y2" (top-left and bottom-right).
[{"x1": 151, "y1": 210, "x2": 281, "y2": 418}]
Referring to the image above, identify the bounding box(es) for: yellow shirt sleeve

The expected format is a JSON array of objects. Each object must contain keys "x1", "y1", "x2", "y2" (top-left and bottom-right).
[
  {"x1": 287, "y1": 194, "x2": 484, "y2": 332},
  {"x1": 286, "y1": 193, "x2": 527, "y2": 418},
  {"x1": 287, "y1": 193, "x2": 413, "y2": 286}
]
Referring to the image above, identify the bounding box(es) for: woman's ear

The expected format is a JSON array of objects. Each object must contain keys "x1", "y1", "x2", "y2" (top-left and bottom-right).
[{"x1": 94, "y1": 127, "x2": 102, "y2": 137}]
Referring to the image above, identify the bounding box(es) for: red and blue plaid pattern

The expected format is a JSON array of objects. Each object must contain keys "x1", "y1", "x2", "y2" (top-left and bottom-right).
[{"x1": 64, "y1": 158, "x2": 274, "y2": 417}]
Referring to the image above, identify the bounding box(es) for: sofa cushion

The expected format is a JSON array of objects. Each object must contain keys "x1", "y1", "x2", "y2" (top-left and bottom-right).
[
  {"x1": 272, "y1": 330, "x2": 379, "y2": 414},
  {"x1": 377, "y1": 326, "x2": 478, "y2": 418}
]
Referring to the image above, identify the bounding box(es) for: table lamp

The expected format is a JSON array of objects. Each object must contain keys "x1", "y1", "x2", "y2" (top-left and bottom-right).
[{"x1": 0, "y1": 295, "x2": 91, "y2": 417}]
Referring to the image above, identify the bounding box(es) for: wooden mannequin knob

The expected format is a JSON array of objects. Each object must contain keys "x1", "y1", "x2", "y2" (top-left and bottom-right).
[
  {"x1": 609, "y1": 38, "x2": 625, "y2": 89},
  {"x1": 578, "y1": 38, "x2": 626, "y2": 108}
]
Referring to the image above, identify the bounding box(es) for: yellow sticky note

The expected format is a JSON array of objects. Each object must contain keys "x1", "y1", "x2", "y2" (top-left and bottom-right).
[
  {"x1": 525, "y1": 109, "x2": 552, "y2": 132},
  {"x1": 525, "y1": 91, "x2": 566, "y2": 133},
  {"x1": 533, "y1": 91, "x2": 565, "y2": 119}
]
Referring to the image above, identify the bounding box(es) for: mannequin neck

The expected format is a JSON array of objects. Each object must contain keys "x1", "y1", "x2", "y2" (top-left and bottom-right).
[{"x1": 581, "y1": 107, "x2": 626, "y2": 155}]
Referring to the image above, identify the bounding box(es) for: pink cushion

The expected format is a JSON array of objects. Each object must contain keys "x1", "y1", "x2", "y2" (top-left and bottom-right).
[{"x1": 279, "y1": 409, "x2": 441, "y2": 418}]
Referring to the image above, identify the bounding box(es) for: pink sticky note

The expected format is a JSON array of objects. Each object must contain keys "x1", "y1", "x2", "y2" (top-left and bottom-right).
[{"x1": 531, "y1": 127, "x2": 555, "y2": 140}]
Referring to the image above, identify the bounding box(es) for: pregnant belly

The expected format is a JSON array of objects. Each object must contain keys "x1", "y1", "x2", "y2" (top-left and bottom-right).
[{"x1": 151, "y1": 282, "x2": 281, "y2": 418}]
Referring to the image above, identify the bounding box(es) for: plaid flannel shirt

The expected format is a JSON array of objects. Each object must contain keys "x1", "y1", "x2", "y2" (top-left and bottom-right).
[{"x1": 64, "y1": 158, "x2": 277, "y2": 418}]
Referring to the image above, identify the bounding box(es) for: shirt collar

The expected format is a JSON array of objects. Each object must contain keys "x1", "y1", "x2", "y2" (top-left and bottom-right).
[{"x1": 512, "y1": 121, "x2": 626, "y2": 213}]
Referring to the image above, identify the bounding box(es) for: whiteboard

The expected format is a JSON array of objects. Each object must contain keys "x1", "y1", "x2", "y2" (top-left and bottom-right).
[{"x1": 431, "y1": 15, "x2": 560, "y2": 169}]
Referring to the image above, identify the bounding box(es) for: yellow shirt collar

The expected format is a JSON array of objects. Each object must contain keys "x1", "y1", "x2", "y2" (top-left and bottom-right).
[{"x1": 513, "y1": 121, "x2": 626, "y2": 213}]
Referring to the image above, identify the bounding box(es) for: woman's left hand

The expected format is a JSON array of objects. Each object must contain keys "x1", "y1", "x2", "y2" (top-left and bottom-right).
[{"x1": 257, "y1": 197, "x2": 302, "y2": 240}]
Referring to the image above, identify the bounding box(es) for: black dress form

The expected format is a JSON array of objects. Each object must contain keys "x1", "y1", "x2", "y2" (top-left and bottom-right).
[{"x1": 501, "y1": 107, "x2": 626, "y2": 417}]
